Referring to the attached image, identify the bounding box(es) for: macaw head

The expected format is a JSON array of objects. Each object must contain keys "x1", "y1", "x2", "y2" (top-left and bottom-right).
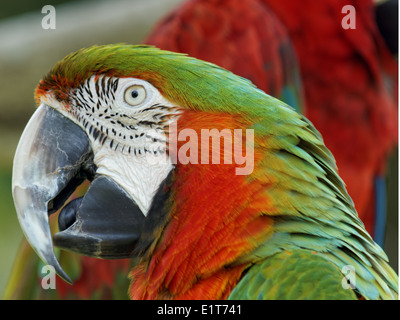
[
  {"x1": 11, "y1": 45, "x2": 397, "y2": 300},
  {"x1": 12, "y1": 44, "x2": 272, "y2": 283}
]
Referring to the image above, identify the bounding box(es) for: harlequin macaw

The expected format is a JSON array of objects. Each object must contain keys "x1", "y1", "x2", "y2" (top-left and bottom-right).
[
  {"x1": 145, "y1": 0, "x2": 398, "y2": 246},
  {"x1": 5, "y1": 0, "x2": 305, "y2": 300},
  {"x1": 11, "y1": 44, "x2": 398, "y2": 299}
]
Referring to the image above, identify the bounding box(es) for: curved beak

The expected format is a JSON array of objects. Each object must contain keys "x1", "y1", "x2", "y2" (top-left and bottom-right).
[
  {"x1": 12, "y1": 104, "x2": 148, "y2": 284},
  {"x1": 12, "y1": 104, "x2": 92, "y2": 284}
]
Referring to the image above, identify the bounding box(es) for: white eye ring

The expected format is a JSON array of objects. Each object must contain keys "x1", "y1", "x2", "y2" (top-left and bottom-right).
[{"x1": 124, "y1": 85, "x2": 147, "y2": 106}]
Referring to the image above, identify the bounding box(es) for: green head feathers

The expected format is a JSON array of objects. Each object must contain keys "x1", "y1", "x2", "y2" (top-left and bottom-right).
[{"x1": 36, "y1": 44, "x2": 273, "y2": 115}]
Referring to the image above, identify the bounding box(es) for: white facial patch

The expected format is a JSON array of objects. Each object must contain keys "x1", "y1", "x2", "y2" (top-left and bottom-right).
[{"x1": 42, "y1": 76, "x2": 182, "y2": 215}]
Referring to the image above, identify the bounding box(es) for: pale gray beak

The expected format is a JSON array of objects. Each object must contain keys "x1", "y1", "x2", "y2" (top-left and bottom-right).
[
  {"x1": 12, "y1": 104, "x2": 147, "y2": 284},
  {"x1": 12, "y1": 104, "x2": 93, "y2": 284}
]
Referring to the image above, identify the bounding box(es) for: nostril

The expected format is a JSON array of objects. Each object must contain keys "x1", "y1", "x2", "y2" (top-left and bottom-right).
[{"x1": 58, "y1": 197, "x2": 83, "y2": 231}]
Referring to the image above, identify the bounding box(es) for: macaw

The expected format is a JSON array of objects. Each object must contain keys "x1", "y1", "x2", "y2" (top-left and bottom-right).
[
  {"x1": 145, "y1": 0, "x2": 398, "y2": 246},
  {"x1": 5, "y1": 0, "x2": 305, "y2": 300},
  {"x1": 11, "y1": 44, "x2": 398, "y2": 299}
]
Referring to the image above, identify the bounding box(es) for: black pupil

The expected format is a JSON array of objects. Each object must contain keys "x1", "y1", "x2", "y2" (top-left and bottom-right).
[{"x1": 131, "y1": 90, "x2": 139, "y2": 99}]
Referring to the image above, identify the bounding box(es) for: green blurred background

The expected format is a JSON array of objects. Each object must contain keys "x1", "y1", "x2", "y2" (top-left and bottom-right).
[{"x1": 0, "y1": 0, "x2": 398, "y2": 298}]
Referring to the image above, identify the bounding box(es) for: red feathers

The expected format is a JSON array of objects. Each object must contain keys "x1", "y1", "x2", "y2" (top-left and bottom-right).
[
  {"x1": 146, "y1": 0, "x2": 295, "y2": 98},
  {"x1": 263, "y1": 0, "x2": 398, "y2": 233},
  {"x1": 55, "y1": 257, "x2": 130, "y2": 299},
  {"x1": 129, "y1": 111, "x2": 273, "y2": 299}
]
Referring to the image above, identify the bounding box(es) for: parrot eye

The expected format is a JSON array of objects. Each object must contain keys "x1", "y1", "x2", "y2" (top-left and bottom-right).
[{"x1": 124, "y1": 85, "x2": 147, "y2": 106}]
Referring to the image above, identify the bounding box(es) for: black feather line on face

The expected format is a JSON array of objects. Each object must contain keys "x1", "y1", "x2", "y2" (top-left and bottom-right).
[{"x1": 70, "y1": 77, "x2": 175, "y2": 155}]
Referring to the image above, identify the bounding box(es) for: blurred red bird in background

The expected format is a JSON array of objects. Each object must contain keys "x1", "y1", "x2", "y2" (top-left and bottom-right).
[
  {"x1": 146, "y1": 0, "x2": 305, "y2": 113},
  {"x1": 146, "y1": 0, "x2": 398, "y2": 246}
]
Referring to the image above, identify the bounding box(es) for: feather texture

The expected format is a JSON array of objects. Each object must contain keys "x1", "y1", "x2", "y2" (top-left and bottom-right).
[{"x1": 32, "y1": 44, "x2": 399, "y2": 299}]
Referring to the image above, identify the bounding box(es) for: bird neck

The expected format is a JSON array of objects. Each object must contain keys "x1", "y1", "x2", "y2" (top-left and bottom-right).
[{"x1": 128, "y1": 110, "x2": 274, "y2": 299}]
